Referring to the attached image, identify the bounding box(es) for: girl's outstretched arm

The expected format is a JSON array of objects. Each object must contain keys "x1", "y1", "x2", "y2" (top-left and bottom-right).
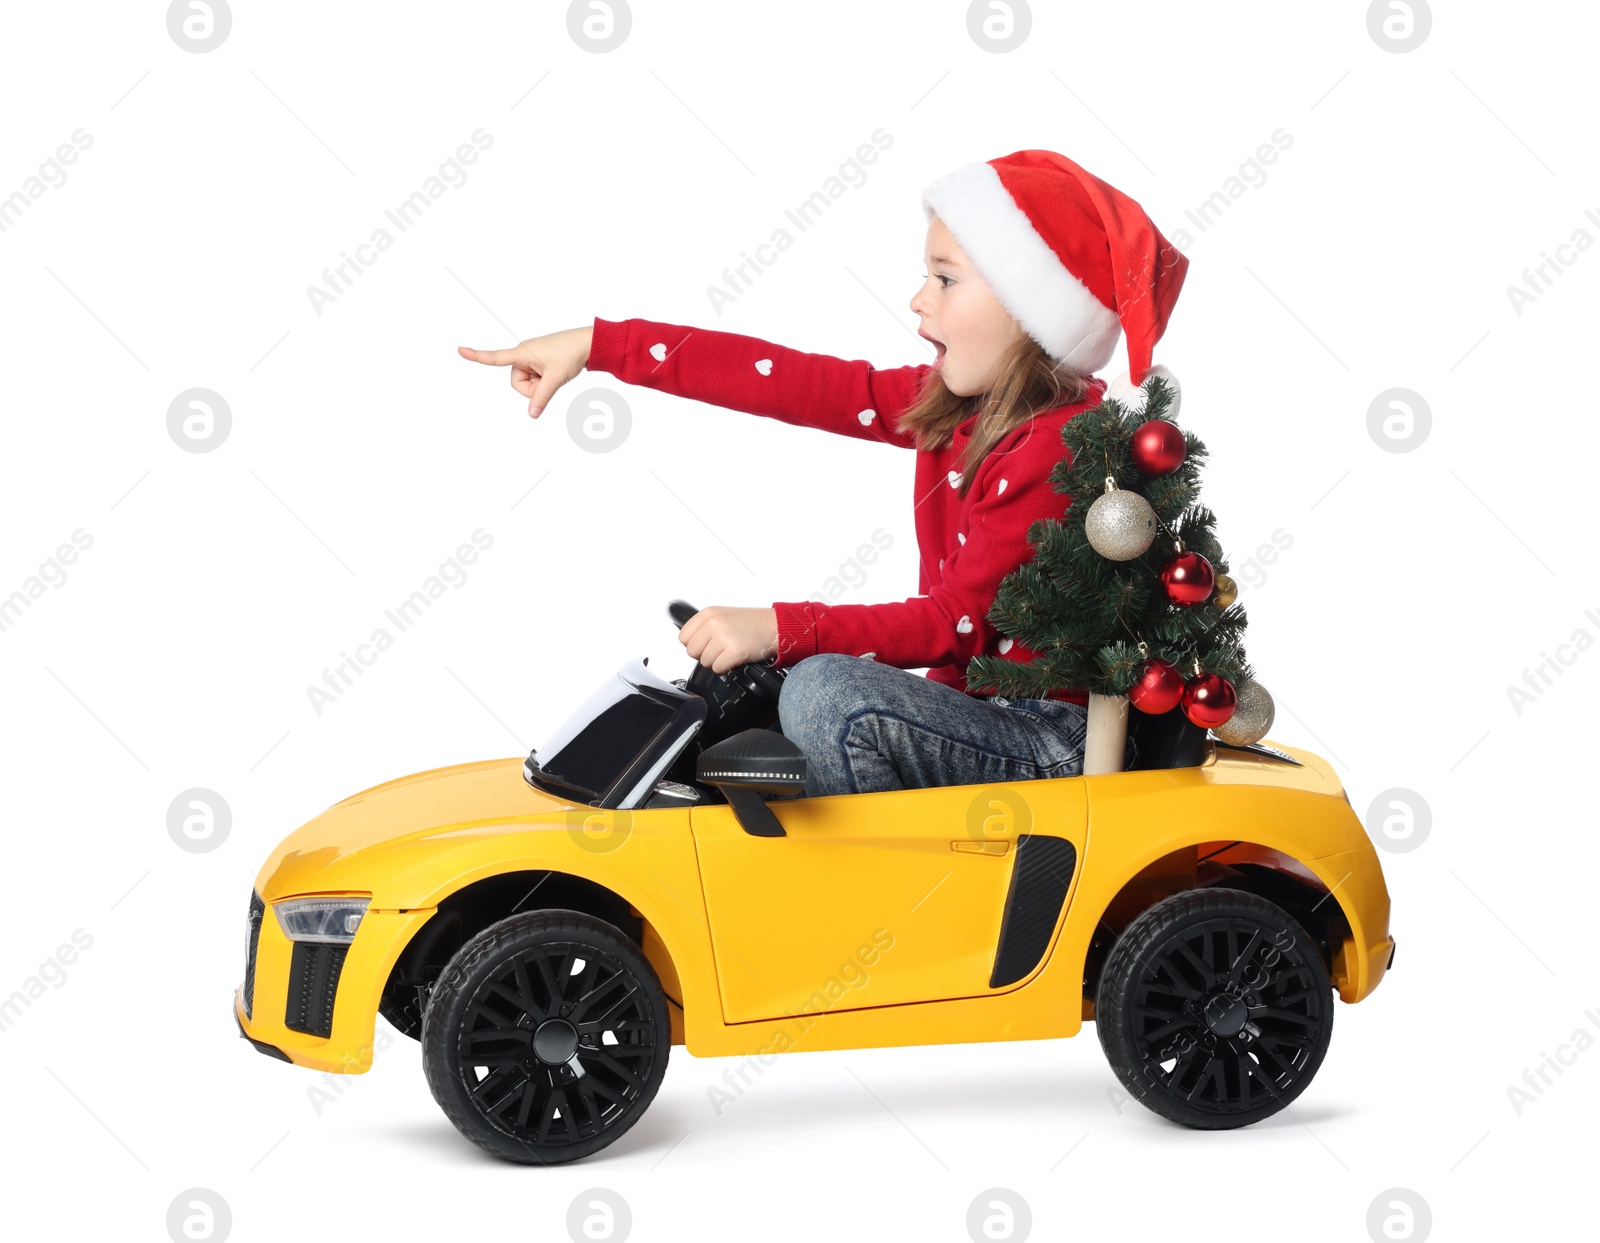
[{"x1": 586, "y1": 316, "x2": 927, "y2": 449}]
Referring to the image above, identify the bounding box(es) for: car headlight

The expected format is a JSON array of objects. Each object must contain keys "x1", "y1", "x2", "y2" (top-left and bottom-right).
[{"x1": 273, "y1": 896, "x2": 370, "y2": 944}]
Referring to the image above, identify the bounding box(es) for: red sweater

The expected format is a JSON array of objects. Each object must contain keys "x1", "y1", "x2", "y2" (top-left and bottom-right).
[{"x1": 587, "y1": 316, "x2": 1105, "y2": 706}]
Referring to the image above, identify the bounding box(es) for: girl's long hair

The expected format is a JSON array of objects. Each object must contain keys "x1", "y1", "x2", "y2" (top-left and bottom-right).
[{"x1": 894, "y1": 330, "x2": 1091, "y2": 499}]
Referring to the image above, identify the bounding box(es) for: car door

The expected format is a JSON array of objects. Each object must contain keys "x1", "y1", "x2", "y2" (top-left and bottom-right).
[{"x1": 688, "y1": 776, "x2": 1088, "y2": 1024}]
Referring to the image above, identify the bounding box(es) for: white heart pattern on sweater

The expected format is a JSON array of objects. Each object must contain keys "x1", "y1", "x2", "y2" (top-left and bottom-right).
[
  {"x1": 858, "y1": 409, "x2": 875, "y2": 425},
  {"x1": 957, "y1": 532, "x2": 965, "y2": 545},
  {"x1": 956, "y1": 615, "x2": 973, "y2": 634},
  {"x1": 997, "y1": 478, "x2": 1007, "y2": 495},
  {"x1": 755, "y1": 358, "x2": 773, "y2": 376},
  {"x1": 998, "y1": 637, "x2": 1013, "y2": 654},
  {"x1": 947, "y1": 470, "x2": 962, "y2": 488},
  {"x1": 649, "y1": 342, "x2": 667, "y2": 362}
]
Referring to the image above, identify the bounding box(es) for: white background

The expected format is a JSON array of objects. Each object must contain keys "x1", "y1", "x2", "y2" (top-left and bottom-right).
[{"x1": 1, "y1": 1, "x2": 1594, "y2": 1240}]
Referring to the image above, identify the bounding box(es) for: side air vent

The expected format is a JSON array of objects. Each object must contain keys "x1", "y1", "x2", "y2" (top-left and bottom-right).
[{"x1": 989, "y1": 835, "x2": 1078, "y2": 988}]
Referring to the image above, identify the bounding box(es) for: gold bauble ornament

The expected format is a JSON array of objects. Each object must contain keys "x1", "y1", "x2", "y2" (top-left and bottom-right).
[
  {"x1": 1213, "y1": 678, "x2": 1274, "y2": 746},
  {"x1": 1212, "y1": 573, "x2": 1238, "y2": 608},
  {"x1": 1084, "y1": 477, "x2": 1157, "y2": 561}
]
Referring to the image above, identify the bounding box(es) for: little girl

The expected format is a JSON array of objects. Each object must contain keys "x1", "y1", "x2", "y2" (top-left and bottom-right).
[{"x1": 460, "y1": 149, "x2": 1188, "y2": 798}]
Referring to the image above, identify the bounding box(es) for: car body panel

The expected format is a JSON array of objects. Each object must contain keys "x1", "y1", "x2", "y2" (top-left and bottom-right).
[
  {"x1": 688, "y1": 778, "x2": 1088, "y2": 1022},
  {"x1": 236, "y1": 738, "x2": 1393, "y2": 1073},
  {"x1": 255, "y1": 758, "x2": 577, "y2": 902}
]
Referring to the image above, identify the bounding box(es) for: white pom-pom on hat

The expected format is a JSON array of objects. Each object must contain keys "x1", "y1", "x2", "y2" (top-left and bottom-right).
[{"x1": 1106, "y1": 363, "x2": 1181, "y2": 420}]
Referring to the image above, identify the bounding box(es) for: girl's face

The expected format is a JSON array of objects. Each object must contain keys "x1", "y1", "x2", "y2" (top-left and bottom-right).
[{"x1": 910, "y1": 213, "x2": 1023, "y2": 398}]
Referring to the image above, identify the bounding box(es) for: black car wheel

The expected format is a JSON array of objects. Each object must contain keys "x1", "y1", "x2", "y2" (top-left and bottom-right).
[
  {"x1": 1095, "y1": 887, "x2": 1334, "y2": 1129},
  {"x1": 421, "y1": 909, "x2": 671, "y2": 1164}
]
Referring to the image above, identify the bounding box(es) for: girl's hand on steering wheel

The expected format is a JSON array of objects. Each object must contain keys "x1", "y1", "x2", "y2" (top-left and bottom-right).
[
  {"x1": 457, "y1": 325, "x2": 594, "y2": 417},
  {"x1": 679, "y1": 606, "x2": 779, "y2": 675}
]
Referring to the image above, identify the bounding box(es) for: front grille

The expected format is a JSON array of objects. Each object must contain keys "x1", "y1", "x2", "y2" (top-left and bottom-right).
[
  {"x1": 284, "y1": 942, "x2": 349, "y2": 1038},
  {"x1": 243, "y1": 890, "x2": 265, "y2": 1019}
]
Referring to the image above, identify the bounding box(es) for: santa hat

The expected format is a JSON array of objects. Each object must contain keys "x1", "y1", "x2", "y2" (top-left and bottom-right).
[{"x1": 921, "y1": 149, "x2": 1188, "y2": 414}]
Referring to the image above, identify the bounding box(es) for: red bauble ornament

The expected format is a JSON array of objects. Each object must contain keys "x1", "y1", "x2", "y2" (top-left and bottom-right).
[
  {"x1": 1129, "y1": 658, "x2": 1184, "y2": 714},
  {"x1": 1182, "y1": 673, "x2": 1237, "y2": 728},
  {"x1": 1161, "y1": 551, "x2": 1215, "y2": 606},
  {"x1": 1130, "y1": 419, "x2": 1186, "y2": 476}
]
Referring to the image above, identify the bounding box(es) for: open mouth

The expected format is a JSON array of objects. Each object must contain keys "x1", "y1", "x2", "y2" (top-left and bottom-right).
[{"x1": 919, "y1": 330, "x2": 947, "y2": 362}]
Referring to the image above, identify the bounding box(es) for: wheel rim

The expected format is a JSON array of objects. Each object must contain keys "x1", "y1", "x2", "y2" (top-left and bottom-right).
[
  {"x1": 454, "y1": 939, "x2": 659, "y2": 1147},
  {"x1": 1129, "y1": 915, "x2": 1326, "y2": 1115}
]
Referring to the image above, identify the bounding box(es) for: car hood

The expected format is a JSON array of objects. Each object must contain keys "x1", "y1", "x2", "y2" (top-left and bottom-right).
[{"x1": 256, "y1": 757, "x2": 578, "y2": 902}]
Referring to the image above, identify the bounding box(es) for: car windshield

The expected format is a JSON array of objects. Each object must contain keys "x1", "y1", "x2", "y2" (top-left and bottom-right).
[{"x1": 527, "y1": 659, "x2": 700, "y2": 804}]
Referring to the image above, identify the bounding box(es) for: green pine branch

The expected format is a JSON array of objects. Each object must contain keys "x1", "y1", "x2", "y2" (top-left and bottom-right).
[{"x1": 966, "y1": 378, "x2": 1252, "y2": 700}]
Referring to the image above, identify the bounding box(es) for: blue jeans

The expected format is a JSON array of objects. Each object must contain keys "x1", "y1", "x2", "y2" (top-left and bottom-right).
[{"x1": 775, "y1": 652, "x2": 1137, "y2": 797}]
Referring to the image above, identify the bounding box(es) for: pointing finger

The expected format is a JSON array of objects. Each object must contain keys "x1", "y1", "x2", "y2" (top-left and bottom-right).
[{"x1": 457, "y1": 345, "x2": 522, "y2": 366}]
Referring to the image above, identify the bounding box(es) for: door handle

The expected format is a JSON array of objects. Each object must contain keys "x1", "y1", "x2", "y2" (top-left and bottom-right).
[{"x1": 951, "y1": 840, "x2": 1011, "y2": 856}]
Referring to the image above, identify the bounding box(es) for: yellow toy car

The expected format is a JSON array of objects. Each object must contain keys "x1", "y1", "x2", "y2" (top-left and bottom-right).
[{"x1": 235, "y1": 600, "x2": 1395, "y2": 1163}]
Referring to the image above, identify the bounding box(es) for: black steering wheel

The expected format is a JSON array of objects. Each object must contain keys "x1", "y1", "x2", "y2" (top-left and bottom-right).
[{"x1": 668, "y1": 599, "x2": 788, "y2": 705}]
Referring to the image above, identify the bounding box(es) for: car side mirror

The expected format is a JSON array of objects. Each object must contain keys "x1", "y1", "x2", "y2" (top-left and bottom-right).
[{"x1": 695, "y1": 728, "x2": 807, "y2": 838}]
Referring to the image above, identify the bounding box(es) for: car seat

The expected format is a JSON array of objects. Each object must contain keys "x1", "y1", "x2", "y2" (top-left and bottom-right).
[{"x1": 1125, "y1": 704, "x2": 1210, "y2": 770}]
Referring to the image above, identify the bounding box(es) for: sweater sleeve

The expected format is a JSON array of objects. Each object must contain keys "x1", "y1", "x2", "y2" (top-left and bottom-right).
[
  {"x1": 587, "y1": 316, "x2": 926, "y2": 449},
  {"x1": 768, "y1": 430, "x2": 1073, "y2": 671}
]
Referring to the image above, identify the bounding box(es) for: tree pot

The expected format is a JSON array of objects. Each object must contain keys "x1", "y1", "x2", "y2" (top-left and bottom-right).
[{"x1": 1083, "y1": 692, "x2": 1130, "y2": 775}]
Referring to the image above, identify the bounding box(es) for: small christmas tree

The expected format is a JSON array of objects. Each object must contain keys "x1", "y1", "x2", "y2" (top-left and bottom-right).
[{"x1": 965, "y1": 376, "x2": 1274, "y2": 753}]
